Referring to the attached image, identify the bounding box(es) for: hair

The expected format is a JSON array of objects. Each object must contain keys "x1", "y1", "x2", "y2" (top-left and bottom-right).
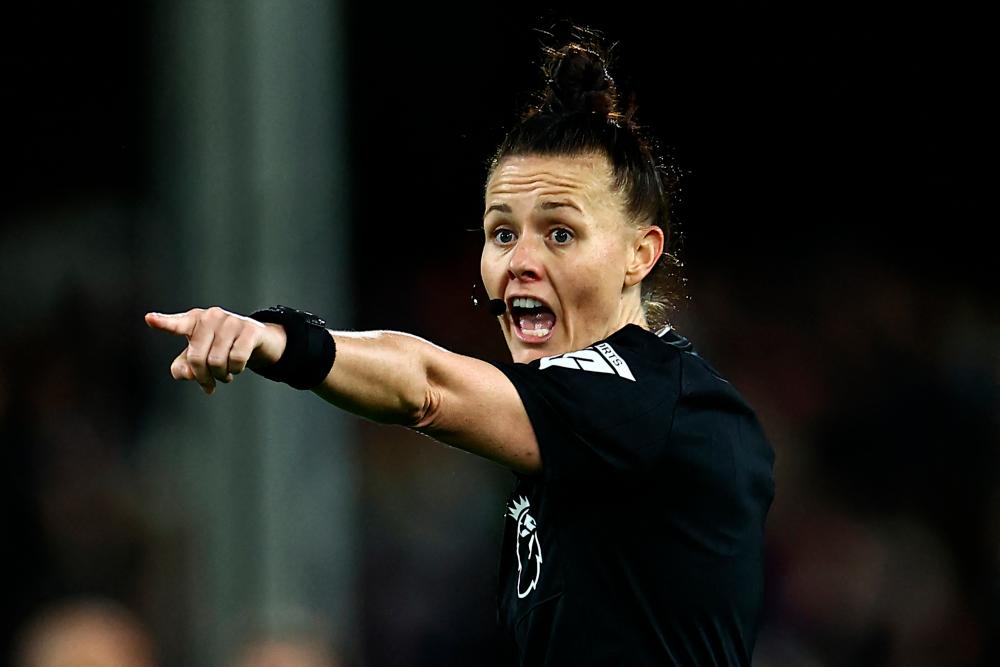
[{"x1": 489, "y1": 26, "x2": 683, "y2": 329}]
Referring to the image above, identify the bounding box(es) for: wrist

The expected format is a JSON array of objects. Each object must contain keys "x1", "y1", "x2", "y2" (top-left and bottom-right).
[
  {"x1": 248, "y1": 305, "x2": 336, "y2": 390},
  {"x1": 248, "y1": 323, "x2": 288, "y2": 371}
]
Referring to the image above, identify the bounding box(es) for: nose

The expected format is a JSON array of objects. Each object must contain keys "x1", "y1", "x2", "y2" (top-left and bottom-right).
[{"x1": 508, "y1": 235, "x2": 544, "y2": 282}]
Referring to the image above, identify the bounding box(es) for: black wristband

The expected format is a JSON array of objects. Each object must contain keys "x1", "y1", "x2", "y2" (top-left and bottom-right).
[{"x1": 248, "y1": 305, "x2": 336, "y2": 390}]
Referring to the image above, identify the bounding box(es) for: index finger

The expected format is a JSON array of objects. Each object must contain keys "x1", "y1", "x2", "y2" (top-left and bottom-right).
[{"x1": 145, "y1": 310, "x2": 198, "y2": 337}]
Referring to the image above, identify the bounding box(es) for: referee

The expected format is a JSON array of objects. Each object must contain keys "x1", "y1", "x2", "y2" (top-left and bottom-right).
[{"x1": 147, "y1": 30, "x2": 774, "y2": 667}]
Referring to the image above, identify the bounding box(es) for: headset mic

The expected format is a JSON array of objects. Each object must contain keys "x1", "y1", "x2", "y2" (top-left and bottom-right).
[{"x1": 471, "y1": 284, "x2": 507, "y2": 316}]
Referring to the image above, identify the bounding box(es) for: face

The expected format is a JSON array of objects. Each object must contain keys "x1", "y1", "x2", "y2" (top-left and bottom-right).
[{"x1": 481, "y1": 153, "x2": 657, "y2": 363}]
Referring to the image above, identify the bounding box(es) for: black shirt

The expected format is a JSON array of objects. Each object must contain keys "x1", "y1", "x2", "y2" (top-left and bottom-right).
[{"x1": 491, "y1": 324, "x2": 775, "y2": 666}]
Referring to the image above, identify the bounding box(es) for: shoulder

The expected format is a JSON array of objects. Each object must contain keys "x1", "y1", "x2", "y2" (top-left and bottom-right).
[{"x1": 489, "y1": 325, "x2": 688, "y2": 478}]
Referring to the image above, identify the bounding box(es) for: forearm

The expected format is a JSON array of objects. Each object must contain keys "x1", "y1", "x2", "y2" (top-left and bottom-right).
[
  {"x1": 145, "y1": 306, "x2": 540, "y2": 471},
  {"x1": 311, "y1": 330, "x2": 435, "y2": 426}
]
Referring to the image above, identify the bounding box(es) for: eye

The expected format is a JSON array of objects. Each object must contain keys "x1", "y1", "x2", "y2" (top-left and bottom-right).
[
  {"x1": 550, "y1": 227, "x2": 574, "y2": 245},
  {"x1": 492, "y1": 228, "x2": 516, "y2": 245}
]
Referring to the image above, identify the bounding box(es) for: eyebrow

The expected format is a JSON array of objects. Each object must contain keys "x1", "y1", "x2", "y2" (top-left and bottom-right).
[
  {"x1": 484, "y1": 203, "x2": 511, "y2": 216},
  {"x1": 483, "y1": 200, "x2": 583, "y2": 217},
  {"x1": 539, "y1": 200, "x2": 582, "y2": 213}
]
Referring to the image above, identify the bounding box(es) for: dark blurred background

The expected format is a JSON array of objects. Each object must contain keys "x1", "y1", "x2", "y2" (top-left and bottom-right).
[{"x1": 1, "y1": 2, "x2": 995, "y2": 666}]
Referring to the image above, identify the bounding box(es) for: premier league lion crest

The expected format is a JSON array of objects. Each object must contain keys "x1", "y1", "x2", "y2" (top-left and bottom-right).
[{"x1": 508, "y1": 496, "x2": 543, "y2": 598}]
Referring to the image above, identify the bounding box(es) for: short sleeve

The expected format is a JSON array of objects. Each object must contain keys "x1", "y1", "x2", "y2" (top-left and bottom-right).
[{"x1": 491, "y1": 328, "x2": 682, "y2": 481}]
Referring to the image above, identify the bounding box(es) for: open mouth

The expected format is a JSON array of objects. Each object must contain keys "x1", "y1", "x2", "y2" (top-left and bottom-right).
[{"x1": 508, "y1": 297, "x2": 557, "y2": 343}]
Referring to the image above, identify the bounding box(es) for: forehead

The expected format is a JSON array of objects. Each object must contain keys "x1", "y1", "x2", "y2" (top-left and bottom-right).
[{"x1": 485, "y1": 153, "x2": 617, "y2": 205}]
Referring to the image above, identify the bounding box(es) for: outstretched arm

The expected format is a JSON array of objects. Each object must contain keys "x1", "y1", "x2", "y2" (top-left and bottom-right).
[{"x1": 145, "y1": 308, "x2": 541, "y2": 473}]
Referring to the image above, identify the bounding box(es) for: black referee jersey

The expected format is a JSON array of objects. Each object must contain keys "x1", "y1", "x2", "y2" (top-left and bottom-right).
[{"x1": 491, "y1": 323, "x2": 775, "y2": 666}]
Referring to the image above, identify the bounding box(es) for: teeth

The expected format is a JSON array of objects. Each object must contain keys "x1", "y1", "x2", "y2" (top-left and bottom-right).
[
  {"x1": 522, "y1": 327, "x2": 550, "y2": 337},
  {"x1": 512, "y1": 297, "x2": 544, "y2": 308}
]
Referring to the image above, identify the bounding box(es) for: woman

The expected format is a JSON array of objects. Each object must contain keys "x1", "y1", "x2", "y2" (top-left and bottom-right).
[{"x1": 147, "y1": 33, "x2": 774, "y2": 666}]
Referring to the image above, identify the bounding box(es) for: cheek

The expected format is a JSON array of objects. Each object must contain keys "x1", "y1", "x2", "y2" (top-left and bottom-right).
[
  {"x1": 561, "y1": 246, "x2": 626, "y2": 311},
  {"x1": 480, "y1": 250, "x2": 501, "y2": 291},
  {"x1": 556, "y1": 271, "x2": 610, "y2": 331}
]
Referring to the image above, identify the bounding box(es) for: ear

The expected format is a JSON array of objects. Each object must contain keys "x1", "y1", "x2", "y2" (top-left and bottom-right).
[{"x1": 624, "y1": 225, "x2": 665, "y2": 288}]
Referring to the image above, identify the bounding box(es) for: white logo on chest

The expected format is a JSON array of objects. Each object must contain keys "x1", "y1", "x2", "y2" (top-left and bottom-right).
[{"x1": 507, "y1": 496, "x2": 543, "y2": 599}]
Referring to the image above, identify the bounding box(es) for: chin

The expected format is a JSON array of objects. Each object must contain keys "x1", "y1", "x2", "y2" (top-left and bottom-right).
[
  {"x1": 506, "y1": 338, "x2": 559, "y2": 364},
  {"x1": 505, "y1": 323, "x2": 561, "y2": 364},
  {"x1": 512, "y1": 349, "x2": 547, "y2": 364}
]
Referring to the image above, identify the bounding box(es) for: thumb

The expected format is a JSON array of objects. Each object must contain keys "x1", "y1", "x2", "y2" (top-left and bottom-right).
[{"x1": 145, "y1": 311, "x2": 196, "y2": 337}]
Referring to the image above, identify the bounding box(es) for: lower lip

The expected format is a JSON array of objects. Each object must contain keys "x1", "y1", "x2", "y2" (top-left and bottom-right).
[{"x1": 512, "y1": 317, "x2": 556, "y2": 344}]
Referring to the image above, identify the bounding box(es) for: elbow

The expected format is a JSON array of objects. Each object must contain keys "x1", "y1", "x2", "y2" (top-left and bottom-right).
[{"x1": 410, "y1": 383, "x2": 441, "y2": 431}]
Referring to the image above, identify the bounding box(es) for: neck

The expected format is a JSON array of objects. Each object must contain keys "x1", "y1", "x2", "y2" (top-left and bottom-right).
[{"x1": 615, "y1": 285, "x2": 649, "y2": 333}]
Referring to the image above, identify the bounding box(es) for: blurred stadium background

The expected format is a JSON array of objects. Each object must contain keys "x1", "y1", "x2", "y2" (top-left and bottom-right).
[{"x1": 1, "y1": 2, "x2": 995, "y2": 666}]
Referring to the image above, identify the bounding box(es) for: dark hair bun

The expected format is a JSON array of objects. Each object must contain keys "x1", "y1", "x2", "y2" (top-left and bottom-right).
[{"x1": 541, "y1": 43, "x2": 620, "y2": 119}]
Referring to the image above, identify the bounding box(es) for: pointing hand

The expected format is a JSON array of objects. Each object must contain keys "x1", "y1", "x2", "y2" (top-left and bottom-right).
[{"x1": 144, "y1": 307, "x2": 287, "y2": 395}]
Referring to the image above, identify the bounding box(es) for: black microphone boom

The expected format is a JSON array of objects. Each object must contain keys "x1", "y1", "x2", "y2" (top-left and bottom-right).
[
  {"x1": 488, "y1": 299, "x2": 507, "y2": 316},
  {"x1": 471, "y1": 283, "x2": 508, "y2": 317}
]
